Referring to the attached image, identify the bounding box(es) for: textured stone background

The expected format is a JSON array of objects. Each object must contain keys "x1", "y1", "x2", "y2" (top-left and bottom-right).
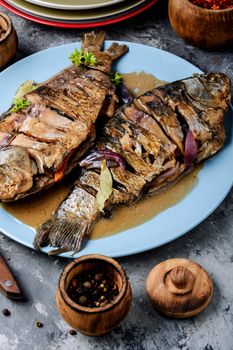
[{"x1": 0, "y1": 1, "x2": 233, "y2": 349}]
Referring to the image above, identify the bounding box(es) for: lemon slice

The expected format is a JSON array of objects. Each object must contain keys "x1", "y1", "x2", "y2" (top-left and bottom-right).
[{"x1": 13, "y1": 80, "x2": 36, "y2": 102}]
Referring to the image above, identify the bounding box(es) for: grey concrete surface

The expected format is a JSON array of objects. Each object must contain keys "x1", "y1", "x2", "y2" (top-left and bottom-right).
[{"x1": 0, "y1": 1, "x2": 233, "y2": 349}]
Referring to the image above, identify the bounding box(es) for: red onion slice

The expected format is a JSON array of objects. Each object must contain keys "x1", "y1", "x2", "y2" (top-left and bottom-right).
[
  {"x1": 80, "y1": 150, "x2": 126, "y2": 170},
  {"x1": 117, "y1": 83, "x2": 133, "y2": 105},
  {"x1": 184, "y1": 130, "x2": 198, "y2": 168}
]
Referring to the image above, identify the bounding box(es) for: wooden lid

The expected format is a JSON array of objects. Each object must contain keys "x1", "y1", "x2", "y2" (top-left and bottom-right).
[{"x1": 146, "y1": 258, "x2": 213, "y2": 318}]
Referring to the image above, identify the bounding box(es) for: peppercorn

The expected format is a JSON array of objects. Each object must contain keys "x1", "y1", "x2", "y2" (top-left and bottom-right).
[
  {"x1": 79, "y1": 295, "x2": 87, "y2": 305},
  {"x1": 69, "y1": 329, "x2": 77, "y2": 336},
  {"x1": 2, "y1": 308, "x2": 10, "y2": 316},
  {"x1": 36, "y1": 321, "x2": 43, "y2": 328},
  {"x1": 83, "y1": 281, "x2": 91, "y2": 289}
]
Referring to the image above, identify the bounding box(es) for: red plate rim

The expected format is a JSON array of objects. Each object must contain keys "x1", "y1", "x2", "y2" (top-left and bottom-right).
[{"x1": 0, "y1": 0, "x2": 158, "y2": 28}]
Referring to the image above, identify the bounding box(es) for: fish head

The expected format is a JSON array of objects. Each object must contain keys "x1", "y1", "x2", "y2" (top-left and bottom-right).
[
  {"x1": 0, "y1": 146, "x2": 34, "y2": 201},
  {"x1": 183, "y1": 73, "x2": 231, "y2": 110}
]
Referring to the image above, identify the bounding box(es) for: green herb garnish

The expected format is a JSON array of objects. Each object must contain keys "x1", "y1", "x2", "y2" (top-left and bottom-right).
[
  {"x1": 69, "y1": 48, "x2": 83, "y2": 66},
  {"x1": 110, "y1": 72, "x2": 122, "y2": 86},
  {"x1": 83, "y1": 51, "x2": 97, "y2": 67},
  {"x1": 10, "y1": 98, "x2": 31, "y2": 113},
  {"x1": 10, "y1": 80, "x2": 36, "y2": 113},
  {"x1": 69, "y1": 48, "x2": 97, "y2": 67}
]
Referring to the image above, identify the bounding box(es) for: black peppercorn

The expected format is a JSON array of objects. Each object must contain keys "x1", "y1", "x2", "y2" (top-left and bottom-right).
[
  {"x1": 69, "y1": 329, "x2": 77, "y2": 336},
  {"x1": 36, "y1": 321, "x2": 43, "y2": 328},
  {"x1": 2, "y1": 308, "x2": 10, "y2": 316}
]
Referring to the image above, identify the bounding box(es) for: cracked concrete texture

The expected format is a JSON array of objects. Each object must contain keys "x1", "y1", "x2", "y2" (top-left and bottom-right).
[{"x1": 0, "y1": 1, "x2": 233, "y2": 349}]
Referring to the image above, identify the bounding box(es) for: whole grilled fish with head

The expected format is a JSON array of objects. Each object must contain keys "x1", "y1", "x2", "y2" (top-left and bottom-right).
[
  {"x1": 0, "y1": 31, "x2": 128, "y2": 201},
  {"x1": 34, "y1": 72, "x2": 231, "y2": 255}
]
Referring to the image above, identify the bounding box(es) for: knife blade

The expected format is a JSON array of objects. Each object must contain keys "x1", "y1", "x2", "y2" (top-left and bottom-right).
[{"x1": 0, "y1": 254, "x2": 23, "y2": 299}]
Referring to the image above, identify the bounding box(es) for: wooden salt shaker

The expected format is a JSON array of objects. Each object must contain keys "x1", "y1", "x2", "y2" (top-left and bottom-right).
[
  {"x1": 0, "y1": 12, "x2": 17, "y2": 69},
  {"x1": 146, "y1": 258, "x2": 213, "y2": 318}
]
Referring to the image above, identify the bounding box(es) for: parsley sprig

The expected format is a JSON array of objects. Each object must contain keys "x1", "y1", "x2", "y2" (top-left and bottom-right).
[
  {"x1": 10, "y1": 98, "x2": 31, "y2": 113},
  {"x1": 69, "y1": 48, "x2": 97, "y2": 67},
  {"x1": 110, "y1": 72, "x2": 122, "y2": 86}
]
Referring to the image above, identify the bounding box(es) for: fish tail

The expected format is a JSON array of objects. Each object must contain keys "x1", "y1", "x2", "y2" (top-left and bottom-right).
[
  {"x1": 107, "y1": 42, "x2": 129, "y2": 61},
  {"x1": 82, "y1": 31, "x2": 106, "y2": 52},
  {"x1": 33, "y1": 217, "x2": 91, "y2": 255},
  {"x1": 33, "y1": 219, "x2": 52, "y2": 249}
]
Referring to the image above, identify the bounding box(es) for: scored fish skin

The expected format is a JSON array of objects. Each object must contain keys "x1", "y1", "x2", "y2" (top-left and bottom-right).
[
  {"x1": 34, "y1": 72, "x2": 231, "y2": 255},
  {"x1": 134, "y1": 92, "x2": 184, "y2": 153},
  {"x1": 0, "y1": 31, "x2": 128, "y2": 201}
]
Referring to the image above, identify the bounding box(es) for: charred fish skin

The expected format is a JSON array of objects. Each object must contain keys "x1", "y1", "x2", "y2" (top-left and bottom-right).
[
  {"x1": 34, "y1": 72, "x2": 231, "y2": 255},
  {"x1": 0, "y1": 31, "x2": 128, "y2": 202}
]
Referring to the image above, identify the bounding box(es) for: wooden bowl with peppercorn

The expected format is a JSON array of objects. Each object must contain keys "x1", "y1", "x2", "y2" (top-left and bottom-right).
[
  {"x1": 168, "y1": 0, "x2": 233, "y2": 49},
  {"x1": 56, "y1": 254, "x2": 132, "y2": 336},
  {"x1": 0, "y1": 12, "x2": 17, "y2": 69}
]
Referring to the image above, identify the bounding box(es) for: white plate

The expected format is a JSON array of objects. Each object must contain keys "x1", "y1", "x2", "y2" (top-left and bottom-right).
[
  {"x1": 0, "y1": 41, "x2": 232, "y2": 258},
  {"x1": 25, "y1": 0, "x2": 126, "y2": 10}
]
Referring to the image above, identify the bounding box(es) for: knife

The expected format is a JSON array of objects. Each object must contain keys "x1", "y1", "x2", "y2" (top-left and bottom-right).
[{"x1": 0, "y1": 254, "x2": 23, "y2": 299}]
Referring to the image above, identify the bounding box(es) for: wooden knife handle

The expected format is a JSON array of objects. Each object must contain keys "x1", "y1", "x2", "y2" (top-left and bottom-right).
[{"x1": 0, "y1": 255, "x2": 22, "y2": 299}]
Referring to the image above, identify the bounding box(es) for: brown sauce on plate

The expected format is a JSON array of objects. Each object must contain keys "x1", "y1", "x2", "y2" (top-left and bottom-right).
[
  {"x1": 2, "y1": 181, "x2": 72, "y2": 229},
  {"x1": 1, "y1": 72, "x2": 202, "y2": 239},
  {"x1": 122, "y1": 71, "x2": 166, "y2": 96},
  {"x1": 90, "y1": 165, "x2": 202, "y2": 239}
]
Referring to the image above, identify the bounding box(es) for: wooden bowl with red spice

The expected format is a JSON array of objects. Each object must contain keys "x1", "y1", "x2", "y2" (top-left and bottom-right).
[
  {"x1": 168, "y1": 0, "x2": 233, "y2": 49},
  {"x1": 0, "y1": 12, "x2": 17, "y2": 69},
  {"x1": 56, "y1": 254, "x2": 132, "y2": 336}
]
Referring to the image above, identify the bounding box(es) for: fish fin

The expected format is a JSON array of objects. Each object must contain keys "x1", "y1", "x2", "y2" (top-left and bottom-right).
[
  {"x1": 34, "y1": 217, "x2": 91, "y2": 255},
  {"x1": 82, "y1": 31, "x2": 106, "y2": 52},
  {"x1": 107, "y1": 43, "x2": 129, "y2": 61},
  {"x1": 33, "y1": 219, "x2": 52, "y2": 249},
  {"x1": 48, "y1": 247, "x2": 69, "y2": 256}
]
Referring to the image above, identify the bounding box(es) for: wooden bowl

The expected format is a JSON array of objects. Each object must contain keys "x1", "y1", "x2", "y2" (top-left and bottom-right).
[
  {"x1": 56, "y1": 254, "x2": 132, "y2": 336},
  {"x1": 0, "y1": 12, "x2": 17, "y2": 69},
  {"x1": 168, "y1": 0, "x2": 233, "y2": 49}
]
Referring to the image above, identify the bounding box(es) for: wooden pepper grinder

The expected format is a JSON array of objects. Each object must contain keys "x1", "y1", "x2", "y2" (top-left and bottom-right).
[
  {"x1": 146, "y1": 258, "x2": 213, "y2": 318},
  {"x1": 0, "y1": 12, "x2": 18, "y2": 69}
]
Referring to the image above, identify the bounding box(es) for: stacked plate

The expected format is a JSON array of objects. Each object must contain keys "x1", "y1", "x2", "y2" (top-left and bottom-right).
[{"x1": 0, "y1": 0, "x2": 158, "y2": 28}]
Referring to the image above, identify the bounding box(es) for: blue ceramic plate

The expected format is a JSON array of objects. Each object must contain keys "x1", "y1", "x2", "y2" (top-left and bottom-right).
[{"x1": 0, "y1": 42, "x2": 232, "y2": 258}]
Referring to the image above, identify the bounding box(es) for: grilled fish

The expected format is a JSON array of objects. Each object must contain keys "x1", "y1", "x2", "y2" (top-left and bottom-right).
[
  {"x1": 0, "y1": 31, "x2": 128, "y2": 201},
  {"x1": 34, "y1": 72, "x2": 231, "y2": 255}
]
